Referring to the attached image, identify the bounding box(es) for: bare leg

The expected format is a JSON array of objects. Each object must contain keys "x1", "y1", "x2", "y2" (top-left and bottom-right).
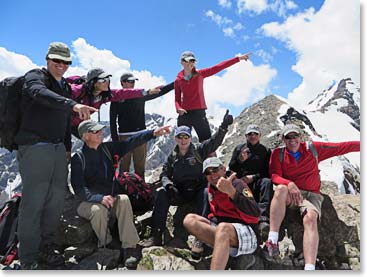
[
  {"x1": 183, "y1": 213, "x2": 216, "y2": 246},
  {"x1": 210, "y1": 223, "x2": 239, "y2": 270},
  {"x1": 303, "y1": 209, "x2": 319, "y2": 266},
  {"x1": 269, "y1": 185, "x2": 288, "y2": 232}
]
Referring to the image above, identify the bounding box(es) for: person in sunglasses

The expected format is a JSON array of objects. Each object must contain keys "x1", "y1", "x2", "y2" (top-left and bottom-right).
[
  {"x1": 68, "y1": 68, "x2": 162, "y2": 138},
  {"x1": 265, "y1": 123, "x2": 360, "y2": 270},
  {"x1": 183, "y1": 157, "x2": 260, "y2": 270},
  {"x1": 174, "y1": 50, "x2": 251, "y2": 143},
  {"x1": 14, "y1": 42, "x2": 97, "y2": 270},
  {"x1": 70, "y1": 120, "x2": 170, "y2": 269},
  {"x1": 141, "y1": 110, "x2": 234, "y2": 255},
  {"x1": 109, "y1": 72, "x2": 174, "y2": 180},
  {"x1": 228, "y1": 124, "x2": 273, "y2": 242}
]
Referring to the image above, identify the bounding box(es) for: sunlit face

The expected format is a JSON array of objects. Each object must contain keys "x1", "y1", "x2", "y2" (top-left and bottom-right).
[
  {"x1": 204, "y1": 166, "x2": 226, "y2": 186},
  {"x1": 121, "y1": 80, "x2": 135, "y2": 88},
  {"x1": 282, "y1": 132, "x2": 302, "y2": 153},
  {"x1": 175, "y1": 134, "x2": 192, "y2": 152},
  {"x1": 94, "y1": 77, "x2": 110, "y2": 94},
  {"x1": 47, "y1": 58, "x2": 70, "y2": 80},
  {"x1": 83, "y1": 129, "x2": 104, "y2": 145},
  {"x1": 246, "y1": 132, "x2": 260, "y2": 145},
  {"x1": 181, "y1": 59, "x2": 196, "y2": 71}
]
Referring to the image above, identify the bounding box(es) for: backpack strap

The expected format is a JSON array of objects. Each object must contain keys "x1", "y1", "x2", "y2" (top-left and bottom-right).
[
  {"x1": 76, "y1": 151, "x2": 85, "y2": 172},
  {"x1": 279, "y1": 142, "x2": 318, "y2": 163},
  {"x1": 279, "y1": 147, "x2": 285, "y2": 163},
  {"x1": 101, "y1": 144, "x2": 112, "y2": 162}
]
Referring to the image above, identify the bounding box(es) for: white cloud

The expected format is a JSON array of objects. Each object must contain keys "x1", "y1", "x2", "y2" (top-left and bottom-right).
[
  {"x1": 237, "y1": 0, "x2": 268, "y2": 15},
  {"x1": 0, "y1": 47, "x2": 38, "y2": 79},
  {"x1": 218, "y1": 0, "x2": 232, "y2": 9},
  {"x1": 237, "y1": 0, "x2": 297, "y2": 17},
  {"x1": 223, "y1": 27, "x2": 235, "y2": 38},
  {"x1": 256, "y1": 49, "x2": 273, "y2": 63},
  {"x1": 260, "y1": 0, "x2": 359, "y2": 109},
  {"x1": 205, "y1": 10, "x2": 244, "y2": 39}
]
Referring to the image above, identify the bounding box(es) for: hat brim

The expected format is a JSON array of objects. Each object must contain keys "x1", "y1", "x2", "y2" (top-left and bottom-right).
[
  {"x1": 283, "y1": 129, "x2": 300, "y2": 136},
  {"x1": 126, "y1": 76, "x2": 138, "y2": 81},
  {"x1": 47, "y1": 54, "x2": 72, "y2": 62},
  {"x1": 182, "y1": 56, "x2": 196, "y2": 62},
  {"x1": 246, "y1": 129, "x2": 260, "y2": 135},
  {"x1": 175, "y1": 131, "x2": 191, "y2": 137},
  {"x1": 203, "y1": 162, "x2": 223, "y2": 173},
  {"x1": 90, "y1": 124, "x2": 105, "y2": 132},
  {"x1": 97, "y1": 72, "x2": 112, "y2": 79}
]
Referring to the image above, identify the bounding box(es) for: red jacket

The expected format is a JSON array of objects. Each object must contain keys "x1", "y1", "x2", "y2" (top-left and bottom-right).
[
  {"x1": 269, "y1": 141, "x2": 360, "y2": 193},
  {"x1": 174, "y1": 56, "x2": 240, "y2": 111},
  {"x1": 208, "y1": 178, "x2": 259, "y2": 225}
]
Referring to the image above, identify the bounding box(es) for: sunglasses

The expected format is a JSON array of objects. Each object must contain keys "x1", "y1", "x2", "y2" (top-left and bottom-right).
[
  {"x1": 246, "y1": 132, "x2": 259, "y2": 136},
  {"x1": 177, "y1": 134, "x2": 190, "y2": 140},
  {"x1": 96, "y1": 77, "x2": 110, "y2": 83},
  {"x1": 204, "y1": 166, "x2": 222, "y2": 176},
  {"x1": 88, "y1": 130, "x2": 101, "y2": 134},
  {"x1": 49, "y1": 58, "x2": 71, "y2": 65},
  {"x1": 284, "y1": 133, "x2": 300, "y2": 140},
  {"x1": 125, "y1": 80, "x2": 135, "y2": 84}
]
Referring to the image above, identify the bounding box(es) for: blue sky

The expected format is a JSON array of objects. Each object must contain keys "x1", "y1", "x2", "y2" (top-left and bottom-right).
[{"x1": 0, "y1": 0, "x2": 361, "y2": 124}]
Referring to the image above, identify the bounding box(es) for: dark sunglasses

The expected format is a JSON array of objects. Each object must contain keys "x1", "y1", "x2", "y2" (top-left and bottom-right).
[
  {"x1": 177, "y1": 134, "x2": 190, "y2": 140},
  {"x1": 246, "y1": 132, "x2": 259, "y2": 136},
  {"x1": 125, "y1": 80, "x2": 135, "y2": 84},
  {"x1": 49, "y1": 58, "x2": 71, "y2": 65},
  {"x1": 88, "y1": 130, "x2": 101, "y2": 134},
  {"x1": 96, "y1": 77, "x2": 110, "y2": 83},
  {"x1": 284, "y1": 133, "x2": 300, "y2": 140},
  {"x1": 204, "y1": 166, "x2": 222, "y2": 176}
]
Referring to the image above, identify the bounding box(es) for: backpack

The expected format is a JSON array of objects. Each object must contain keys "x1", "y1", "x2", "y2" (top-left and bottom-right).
[
  {"x1": 113, "y1": 172, "x2": 153, "y2": 214},
  {"x1": 0, "y1": 193, "x2": 21, "y2": 265},
  {"x1": 279, "y1": 141, "x2": 318, "y2": 163},
  {"x1": 0, "y1": 76, "x2": 25, "y2": 152}
]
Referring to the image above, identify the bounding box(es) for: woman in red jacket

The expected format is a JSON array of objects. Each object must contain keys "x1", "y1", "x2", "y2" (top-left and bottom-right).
[{"x1": 174, "y1": 51, "x2": 251, "y2": 142}]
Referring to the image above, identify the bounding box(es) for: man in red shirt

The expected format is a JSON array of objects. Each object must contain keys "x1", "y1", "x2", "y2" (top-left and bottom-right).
[
  {"x1": 266, "y1": 124, "x2": 360, "y2": 270},
  {"x1": 174, "y1": 51, "x2": 250, "y2": 142},
  {"x1": 183, "y1": 157, "x2": 260, "y2": 270}
]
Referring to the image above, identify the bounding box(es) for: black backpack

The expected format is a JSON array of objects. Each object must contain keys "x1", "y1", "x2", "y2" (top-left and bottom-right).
[
  {"x1": 0, "y1": 194, "x2": 21, "y2": 265},
  {"x1": 0, "y1": 76, "x2": 25, "y2": 152}
]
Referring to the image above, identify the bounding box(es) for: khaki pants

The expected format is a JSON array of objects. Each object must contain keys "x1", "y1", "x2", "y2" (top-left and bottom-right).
[
  {"x1": 77, "y1": 194, "x2": 139, "y2": 248},
  {"x1": 119, "y1": 134, "x2": 147, "y2": 179}
]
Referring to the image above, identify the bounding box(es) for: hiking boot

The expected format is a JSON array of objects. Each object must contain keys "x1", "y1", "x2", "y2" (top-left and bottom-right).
[
  {"x1": 121, "y1": 248, "x2": 138, "y2": 269},
  {"x1": 20, "y1": 261, "x2": 39, "y2": 270},
  {"x1": 263, "y1": 240, "x2": 280, "y2": 261},
  {"x1": 39, "y1": 244, "x2": 64, "y2": 266},
  {"x1": 191, "y1": 238, "x2": 204, "y2": 260},
  {"x1": 259, "y1": 221, "x2": 270, "y2": 243}
]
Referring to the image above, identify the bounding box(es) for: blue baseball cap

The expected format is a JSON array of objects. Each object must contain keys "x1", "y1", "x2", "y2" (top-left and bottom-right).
[{"x1": 174, "y1": 126, "x2": 192, "y2": 137}]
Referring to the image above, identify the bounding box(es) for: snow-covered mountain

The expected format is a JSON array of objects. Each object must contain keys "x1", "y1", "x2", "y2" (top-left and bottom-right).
[{"x1": 0, "y1": 78, "x2": 360, "y2": 203}]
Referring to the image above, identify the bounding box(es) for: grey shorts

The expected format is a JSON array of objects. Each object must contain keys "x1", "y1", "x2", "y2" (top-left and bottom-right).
[
  {"x1": 210, "y1": 222, "x2": 257, "y2": 257},
  {"x1": 288, "y1": 190, "x2": 324, "y2": 219}
]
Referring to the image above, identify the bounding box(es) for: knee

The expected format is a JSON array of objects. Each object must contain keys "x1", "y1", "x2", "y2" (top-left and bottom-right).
[
  {"x1": 117, "y1": 194, "x2": 129, "y2": 203},
  {"x1": 273, "y1": 185, "x2": 288, "y2": 199},
  {"x1": 303, "y1": 210, "x2": 318, "y2": 229},
  {"x1": 183, "y1": 213, "x2": 198, "y2": 229},
  {"x1": 90, "y1": 204, "x2": 108, "y2": 219},
  {"x1": 216, "y1": 222, "x2": 233, "y2": 238}
]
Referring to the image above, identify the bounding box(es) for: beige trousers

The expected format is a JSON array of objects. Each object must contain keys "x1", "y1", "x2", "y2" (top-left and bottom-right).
[{"x1": 77, "y1": 194, "x2": 139, "y2": 248}]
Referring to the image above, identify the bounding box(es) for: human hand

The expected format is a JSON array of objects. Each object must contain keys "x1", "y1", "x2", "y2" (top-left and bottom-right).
[
  {"x1": 239, "y1": 147, "x2": 251, "y2": 162},
  {"x1": 239, "y1": 52, "x2": 251, "y2": 61},
  {"x1": 153, "y1": 125, "x2": 171, "y2": 137},
  {"x1": 177, "y1": 108, "x2": 187, "y2": 116},
  {"x1": 216, "y1": 172, "x2": 237, "y2": 198},
  {"x1": 73, "y1": 104, "x2": 98, "y2": 120},
  {"x1": 288, "y1": 182, "x2": 302, "y2": 206},
  {"x1": 148, "y1": 87, "x2": 161, "y2": 95},
  {"x1": 101, "y1": 195, "x2": 116, "y2": 209},
  {"x1": 220, "y1": 109, "x2": 233, "y2": 130}
]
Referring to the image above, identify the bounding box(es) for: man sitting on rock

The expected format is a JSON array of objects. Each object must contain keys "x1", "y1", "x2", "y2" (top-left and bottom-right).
[
  {"x1": 141, "y1": 110, "x2": 234, "y2": 259},
  {"x1": 229, "y1": 124, "x2": 273, "y2": 242},
  {"x1": 266, "y1": 123, "x2": 360, "y2": 270},
  {"x1": 70, "y1": 120, "x2": 170, "y2": 268},
  {"x1": 183, "y1": 157, "x2": 260, "y2": 270}
]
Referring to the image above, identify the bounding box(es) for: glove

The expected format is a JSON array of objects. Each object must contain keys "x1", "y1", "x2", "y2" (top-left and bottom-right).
[
  {"x1": 164, "y1": 183, "x2": 178, "y2": 199},
  {"x1": 220, "y1": 109, "x2": 233, "y2": 130}
]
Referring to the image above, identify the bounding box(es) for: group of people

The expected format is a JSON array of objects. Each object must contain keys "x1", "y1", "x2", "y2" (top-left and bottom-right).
[{"x1": 5, "y1": 41, "x2": 360, "y2": 271}]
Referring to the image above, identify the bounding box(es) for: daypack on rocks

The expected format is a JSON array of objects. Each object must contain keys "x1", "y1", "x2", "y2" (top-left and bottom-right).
[
  {"x1": 0, "y1": 76, "x2": 25, "y2": 151},
  {"x1": 0, "y1": 194, "x2": 21, "y2": 266}
]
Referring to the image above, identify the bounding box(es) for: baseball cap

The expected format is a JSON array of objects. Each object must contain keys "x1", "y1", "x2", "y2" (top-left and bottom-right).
[
  {"x1": 86, "y1": 68, "x2": 112, "y2": 83},
  {"x1": 78, "y1": 120, "x2": 105, "y2": 138},
  {"x1": 202, "y1": 157, "x2": 224, "y2": 173},
  {"x1": 180, "y1": 51, "x2": 196, "y2": 62},
  {"x1": 120, "y1": 73, "x2": 139, "y2": 82},
  {"x1": 46, "y1": 42, "x2": 72, "y2": 62},
  {"x1": 245, "y1": 124, "x2": 260, "y2": 135},
  {"x1": 281, "y1": 124, "x2": 301, "y2": 137},
  {"x1": 174, "y1": 126, "x2": 192, "y2": 137}
]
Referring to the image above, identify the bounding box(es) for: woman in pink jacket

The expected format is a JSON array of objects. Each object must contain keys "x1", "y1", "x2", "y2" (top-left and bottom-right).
[
  {"x1": 174, "y1": 51, "x2": 250, "y2": 142},
  {"x1": 67, "y1": 68, "x2": 160, "y2": 138}
]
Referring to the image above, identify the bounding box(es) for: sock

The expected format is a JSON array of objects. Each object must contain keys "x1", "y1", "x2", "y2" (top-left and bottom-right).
[
  {"x1": 304, "y1": 264, "x2": 315, "y2": 270},
  {"x1": 268, "y1": 231, "x2": 279, "y2": 244}
]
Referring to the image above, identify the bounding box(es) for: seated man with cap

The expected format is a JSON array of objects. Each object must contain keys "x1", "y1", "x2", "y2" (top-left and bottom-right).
[
  {"x1": 266, "y1": 123, "x2": 360, "y2": 270},
  {"x1": 228, "y1": 124, "x2": 273, "y2": 241},
  {"x1": 68, "y1": 68, "x2": 163, "y2": 138},
  {"x1": 183, "y1": 157, "x2": 260, "y2": 270},
  {"x1": 141, "y1": 110, "x2": 234, "y2": 257},
  {"x1": 70, "y1": 120, "x2": 170, "y2": 268}
]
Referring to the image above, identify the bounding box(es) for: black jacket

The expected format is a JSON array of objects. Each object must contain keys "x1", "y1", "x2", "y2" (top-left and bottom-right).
[
  {"x1": 14, "y1": 68, "x2": 77, "y2": 151},
  {"x1": 228, "y1": 141, "x2": 271, "y2": 180},
  {"x1": 71, "y1": 130, "x2": 155, "y2": 203},
  {"x1": 109, "y1": 82, "x2": 174, "y2": 141},
  {"x1": 160, "y1": 127, "x2": 227, "y2": 191}
]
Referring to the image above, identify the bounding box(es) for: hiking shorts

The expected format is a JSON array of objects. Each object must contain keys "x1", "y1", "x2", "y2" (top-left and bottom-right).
[
  {"x1": 210, "y1": 222, "x2": 257, "y2": 257},
  {"x1": 288, "y1": 190, "x2": 324, "y2": 219}
]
